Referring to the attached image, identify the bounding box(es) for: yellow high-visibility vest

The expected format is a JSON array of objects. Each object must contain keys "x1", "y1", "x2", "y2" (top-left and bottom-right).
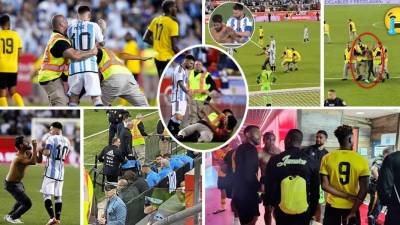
[
  {"x1": 98, "y1": 48, "x2": 132, "y2": 80},
  {"x1": 208, "y1": 112, "x2": 220, "y2": 127},
  {"x1": 38, "y1": 32, "x2": 70, "y2": 82},
  {"x1": 188, "y1": 70, "x2": 211, "y2": 101},
  {"x1": 131, "y1": 119, "x2": 145, "y2": 146}
]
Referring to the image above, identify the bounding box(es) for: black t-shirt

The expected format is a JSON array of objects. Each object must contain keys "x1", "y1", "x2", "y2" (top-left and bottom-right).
[
  {"x1": 377, "y1": 152, "x2": 400, "y2": 208},
  {"x1": 233, "y1": 143, "x2": 260, "y2": 198},
  {"x1": 96, "y1": 49, "x2": 103, "y2": 64},
  {"x1": 50, "y1": 39, "x2": 72, "y2": 58},
  {"x1": 264, "y1": 147, "x2": 320, "y2": 216},
  {"x1": 324, "y1": 98, "x2": 346, "y2": 106}
]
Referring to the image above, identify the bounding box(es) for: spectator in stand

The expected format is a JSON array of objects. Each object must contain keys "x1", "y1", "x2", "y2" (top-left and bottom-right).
[{"x1": 141, "y1": 164, "x2": 161, "y2": 188}]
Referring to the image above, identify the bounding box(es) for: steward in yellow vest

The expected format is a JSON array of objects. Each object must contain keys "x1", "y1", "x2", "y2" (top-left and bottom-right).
[
  {"x1": 38, "y1": 15, "x2": 97, "y2": 106},
  {"x1": 96, "y1": 47, "x2": 151, "y2": 106},
  {"x1": 187, "y1": 60, "x2": 221, "y2": 125}
]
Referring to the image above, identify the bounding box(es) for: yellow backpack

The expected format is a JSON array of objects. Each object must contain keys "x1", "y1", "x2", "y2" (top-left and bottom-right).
[{"x1": 279, "y1": 175, "x2": 308, "y2": 214}]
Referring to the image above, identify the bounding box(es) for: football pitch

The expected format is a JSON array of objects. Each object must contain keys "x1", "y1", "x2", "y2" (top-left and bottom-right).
[
  {"x1": 325, "y1": 5, "x2": 400, "y2": 106},
  {"x1": 0, "y1": 165, "x2": 80, "y2": 225},
  {"x1": 83, "y1": 109, "x2": 159, "y2": 166},
  {"x1": 206, "y1": 20, "x2": 320, "y2": 93}
]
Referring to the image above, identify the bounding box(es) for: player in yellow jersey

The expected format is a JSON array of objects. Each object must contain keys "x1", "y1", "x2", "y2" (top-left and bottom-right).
[
  {"x1": 0, "y1": 14, "x2": 24, "y2": 107},
  {"x1": 143, "y1": 0, "x2": 180, "y2": 77},
  {"x1": 258, "y1": 26, "x2": 264, "y2": 46},
  {"x1": 320, "y1": 125, "x2": 369, "y2": 225},
  {"x1": 281, "y1": 47, "x2": 293, "y2": 72},
  {"x1": 292, "y1": 48, "x2": 301, "y2": 71},
  {"x1": 324, "y1": 20, "x2": 331, "y2": 43},
  {"x1": 348, "y1": 19, "x2": 357, "y2": 41}
]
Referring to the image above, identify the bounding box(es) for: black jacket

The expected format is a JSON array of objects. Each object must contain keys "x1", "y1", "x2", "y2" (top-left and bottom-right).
[
  {"x1": 264, "y1": 146, "x2": 320, "y2": 218},
  {"x1": 377, "y1": 151, "x2": 400, "y2": 208},
  {"x1": 119, "y1": 127, "x2": 135, "y2": 159},
  {"x1": 304, "y1": 144, "x2": 329, "y2": 165},
  {"x1": 98, "y1": 144, "x2": 125, "y2": 176}
]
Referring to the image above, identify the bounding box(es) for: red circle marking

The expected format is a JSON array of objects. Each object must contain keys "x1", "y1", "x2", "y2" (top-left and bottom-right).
[{"x1": 349, "y1": 32, "x2": 385, "y2": 89}]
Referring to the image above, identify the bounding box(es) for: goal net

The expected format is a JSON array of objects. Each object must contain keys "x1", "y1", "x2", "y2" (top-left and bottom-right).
[{"x1": 249, "y1": 87, "x2": 320, "y2": 106}]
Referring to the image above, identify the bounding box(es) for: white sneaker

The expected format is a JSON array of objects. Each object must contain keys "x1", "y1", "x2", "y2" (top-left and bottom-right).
[
  {"x1": 46, "y1": 218, "x2": 57, "y2": 225},
  {"x1": 5, "y1": 215, "x2": 23, "y2": 224}
]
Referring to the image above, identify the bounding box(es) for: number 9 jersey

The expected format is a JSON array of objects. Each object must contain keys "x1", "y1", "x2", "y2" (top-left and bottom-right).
[
  {"x1": 320, "y1": 150, "x2": 370, "y2": 209},
  {"x1": 44, "y1": 135, "x2": 71, "y2": 181}
]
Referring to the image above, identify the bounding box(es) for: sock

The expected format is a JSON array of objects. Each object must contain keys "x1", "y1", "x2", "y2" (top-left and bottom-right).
[
  {"x1": 0, "y1": 97, "x2": 8, "y2": 106},
  {"x1": 44, "y1": 199, "x2": 55, "y2": 219},
  {"x1": 68, "y1": 102, "x2": 78, "y2": 106},
  {"x1": 93, "y1": 99, "x2": 103, "y2": 106},
  {"x1": 55, "y1": 202, "x2": 62, "y2": 220},
  {"x1": 11, "y1": 93, "x2": 24, "y2": 106}
]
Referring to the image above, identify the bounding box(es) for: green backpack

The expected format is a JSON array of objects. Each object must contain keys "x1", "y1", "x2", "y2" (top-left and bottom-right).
[{"x1": 279, "y1": 175, "x2": 309, "y2": 214}]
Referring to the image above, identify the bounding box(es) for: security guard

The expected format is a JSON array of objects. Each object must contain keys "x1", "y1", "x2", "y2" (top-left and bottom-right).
[
  {"x1": 187, "y1": 60, "x2": 220, "y2": 125},
  {"x1": 98, "y1": 137, "x2": 125, "y2": 182},
  {"x1": 343, "y1": 43, "x2": 355, "y2": 80},
  {"x1": 38, "y1": 15, "x2": 97, "y2": 106},
  {"x1": 107, "y1": 109, "x2": 128, "y2": 145},
  {"x1": 97, "y1": 47, "x2": 150, "y2": 106},
  {"x1": 131, "y1": 114, "x2": 148, "y2": 164}
]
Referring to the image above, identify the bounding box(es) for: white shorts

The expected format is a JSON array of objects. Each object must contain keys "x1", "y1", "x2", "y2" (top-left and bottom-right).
[
  {"x1": 68, "y1": 72, "x2": 101, "y2": 96},
  {"x1": 40, "y1": 176, "x2": 64, "y2": 197},
  {"x1": 172, "y1": 100, "x2": 187, "y2": 116}
]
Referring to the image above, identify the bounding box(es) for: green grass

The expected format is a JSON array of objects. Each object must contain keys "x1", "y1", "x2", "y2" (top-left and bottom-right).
[
  {"x1": 325, "y1": 5, "x2": 400, "y2": 106},
  {"x1": 0, "y1": 165, "x2": 79, "y2": 225},
  {"x1": 206, "y1": 20, "x2": 320, "y2": 106},
  {"x1": 83, "y1": 109, "x2": 159, "y2": 166},
  {"x1": 183, "y1": 142, "x2": 223, "y2": 150}
]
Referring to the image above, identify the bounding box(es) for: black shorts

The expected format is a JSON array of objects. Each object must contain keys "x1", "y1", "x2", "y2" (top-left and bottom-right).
[
  {"x1": 154, "y1": 59, "x2": 170, "y2": 77},
  {"x1": 0, "y1": 73, "x2": 17, "y2": 89},
  {"x1": 323, "y1": 204, "x2": 360, "y2": 225},
  {"x1": 260, "y1": 36, "x2": 264, "y2": 39},
  {"x1": 232, "y1": 192, "x2": 260, "y2": 224}
]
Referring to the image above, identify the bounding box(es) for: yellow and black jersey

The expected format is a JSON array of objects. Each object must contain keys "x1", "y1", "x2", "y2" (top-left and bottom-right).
[
  {"x1": 259, "y1": 28, "x2": 264, "y2": 38},
  {"x1": 148, "y1": 15, "x2": 179, "y2": 62},
  {"x1": 0, "y1": 30, "x2": 22, "y2": 73},
  {"x1": 320, "y1": 150, "x2": 370, "y2": 209}
]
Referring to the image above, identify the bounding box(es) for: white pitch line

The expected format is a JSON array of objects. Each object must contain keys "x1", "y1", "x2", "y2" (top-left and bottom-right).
[
  {"x1": 372, "y1": 21, "x2": 386, "y2": 30},
  {"x1": 84, "y1": 111, "x2": 158, "y2": 139},
  {"x1": 248, "y1": 83, "x2": 320, "y2": 86},
  {"x1": 249, "y1": 39, "x2": 263, "y2": 49}
]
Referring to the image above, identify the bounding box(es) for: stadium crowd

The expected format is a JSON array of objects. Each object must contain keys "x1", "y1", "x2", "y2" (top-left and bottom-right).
[{"x1": 206, "y1": 0, "x2": 320, "y2": 13}]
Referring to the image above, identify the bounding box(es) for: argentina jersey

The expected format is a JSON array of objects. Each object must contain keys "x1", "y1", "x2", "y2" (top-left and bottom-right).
[
  {"x1": 67, "y1": 20, "x2": 104, "y2": 75},
  {"x1": 171, "y1": 65, "x2": 187, "y2": 103},
  {"x1": 227, "y1": 16, "x2": 253, "y2": 41},
  {"x1": 45, "y1": 135, "x2": 71, "y2": 181}
]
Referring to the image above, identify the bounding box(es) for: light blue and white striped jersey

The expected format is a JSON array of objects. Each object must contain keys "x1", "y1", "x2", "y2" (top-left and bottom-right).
[
  {"x1": 226, "y1": 16, "x2": 253, "y2": 41},
  {"x1": 171, "y1": 65, "x2": 188, "y2": 102},
  {"x1": 44, "y1": 135, "x2": 71, "y2": 181},
  {"x1": 67, "y1": 20, "x2": 104, "y2": 75}
]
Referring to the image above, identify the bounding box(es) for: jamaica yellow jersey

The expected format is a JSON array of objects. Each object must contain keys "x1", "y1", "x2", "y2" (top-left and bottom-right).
[
  {"x1": 320, "y1": 150, "x2": 369, "y2": 209},
  {"x1": 0, "y1": 30, "x2": 22, "y2": 73},
  {"x1": 148, "y1": 15, "x2": 179, "y2": 61},
  {"x1": 259, "y1": 28, "x2": 264, "y2": 37}
]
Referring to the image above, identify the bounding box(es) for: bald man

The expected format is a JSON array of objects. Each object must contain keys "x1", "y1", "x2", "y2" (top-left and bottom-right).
[{"x1": 38, "y1": 15, "x2": 97, "y2": 106}]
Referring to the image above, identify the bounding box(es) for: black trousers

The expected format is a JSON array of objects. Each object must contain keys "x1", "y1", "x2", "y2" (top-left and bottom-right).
[
  {"x1": 385, "y1": 203, "x2": 400, "y2": 225},
  {"x1": 323, "y1": 204, "x2": 360, "y2": 225},
  {"x1": 109, "y1": 123, "x2": 119, "y2": 145},
  {"x1": 4, "y1": 180, "x2": 32, "y2": 220},
  {"x1": 154, "y1": 59, "x2": 170, "y2": 77},
  {"x1": 274, "y1": 207, "x2": 310, "y2": 225}
]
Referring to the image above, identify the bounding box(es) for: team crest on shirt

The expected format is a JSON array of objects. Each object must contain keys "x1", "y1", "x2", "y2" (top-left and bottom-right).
[{"x1": 277, "y1": 155, "x2": 307, "y2": 167}]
